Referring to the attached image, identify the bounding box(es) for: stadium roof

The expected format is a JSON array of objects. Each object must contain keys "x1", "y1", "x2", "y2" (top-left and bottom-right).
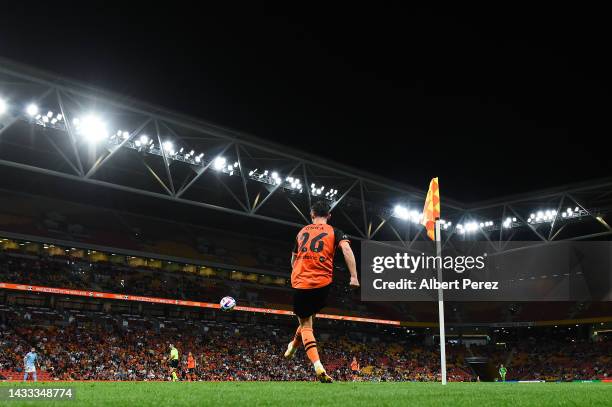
[{"x1": 1, "y1": 58, "x2": 611, "y2": 246}]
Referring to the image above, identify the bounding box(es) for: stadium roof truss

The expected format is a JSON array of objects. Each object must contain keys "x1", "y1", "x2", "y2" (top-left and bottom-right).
[{"x1": 0, "y1": 58, "x2": 611, "y2": 247}]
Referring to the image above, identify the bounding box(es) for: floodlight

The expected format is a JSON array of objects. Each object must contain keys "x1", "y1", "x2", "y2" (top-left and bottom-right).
[
  {"x1": 0, "y1": 98, "x2": 7, "y2": 114},
  {"x1": 393, "y1": 205, "x2": 410, "y2": 220},
  {"x1": 465, "y1": 222, "x2": 478, "y2": 232},
  {"x1": 214, "y1": 156, "x2": 227, "y2": 170},
  {"x1": 162, "y1": 141, "x2": 174, "y2": 152},
  {"x1": 78, "y1": 115, "x2": 108, "y2": 143},
  {"x1": 26, "y1": 103, "x2": 38, "y2": 116}
]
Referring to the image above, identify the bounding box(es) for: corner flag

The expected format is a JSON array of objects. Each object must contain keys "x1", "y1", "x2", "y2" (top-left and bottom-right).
[
  {"x1": 421, "y1": 177, "x2": 447, "y2": 385},
  {"x1": 421, "y1": 177, "x2": 440, "y2": 240}
]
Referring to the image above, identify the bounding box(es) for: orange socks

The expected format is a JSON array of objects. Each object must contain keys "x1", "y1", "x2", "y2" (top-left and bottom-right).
[
  {"x1": 300, "y1": 327, "x2": 320, "y2": 364},
  {"x1": 291, "y1": 326, "x2": 302, "y2": 348}
]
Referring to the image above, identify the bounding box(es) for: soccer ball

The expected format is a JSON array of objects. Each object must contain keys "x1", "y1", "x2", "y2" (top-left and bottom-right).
[{"x1": 219, "y1": 296, "x2": 236, "y2": 311}]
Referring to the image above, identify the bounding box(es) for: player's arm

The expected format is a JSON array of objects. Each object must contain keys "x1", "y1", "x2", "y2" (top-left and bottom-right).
[{"x1": 339, "y1": 240, "x2": 359, "y2": 287}]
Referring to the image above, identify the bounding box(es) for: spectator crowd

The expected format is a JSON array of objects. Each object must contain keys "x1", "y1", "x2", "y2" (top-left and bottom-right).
[{"x1": 1, "y1": 306, "x2": 609, "y2": 382}]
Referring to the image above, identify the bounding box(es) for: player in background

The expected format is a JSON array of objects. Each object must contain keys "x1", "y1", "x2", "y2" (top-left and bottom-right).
[
  {"x1": 499, "y1": 364, "x2": 507, "y2": 382},
  {"x1": 284, "y1": 201, "x2": 359, "y2": 383},
  {"x1": 168, "y1": 344, "x2": 180, "y2": 382},
  {"x1": 23, "y1": 348, "x2": 39, "y2": 382},
  {"x1": 350, "y1": 356, "x2": 360, "y2": 381},
  {"x1": 186, "y1": 352, "x2": 196, "y2": 381}
]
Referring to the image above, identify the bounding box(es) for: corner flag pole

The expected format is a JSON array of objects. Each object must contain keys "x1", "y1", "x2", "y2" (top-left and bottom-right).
[
  {"x1": 421, "y1": 177, "x2": 445, "y2": 385},
  {"x1": 435, "y1": 218, "x2": 447, "y2": 385}
]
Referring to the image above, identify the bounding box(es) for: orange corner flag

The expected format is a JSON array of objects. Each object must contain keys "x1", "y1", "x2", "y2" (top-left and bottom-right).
[{"x1": 421, "y1": 177, "x2": 441, "y2": 241}]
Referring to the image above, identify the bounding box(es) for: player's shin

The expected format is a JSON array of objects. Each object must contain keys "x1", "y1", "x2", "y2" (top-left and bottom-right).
[
  {"x1": 301, "y1": 327, "x2": 323, "y2": 371},
  {"x1": 291, "y1": 326, "x2": 302, "y2": 348},
  {"x1": 301, "y1": 327, "x2": 333, "y2": 383}
]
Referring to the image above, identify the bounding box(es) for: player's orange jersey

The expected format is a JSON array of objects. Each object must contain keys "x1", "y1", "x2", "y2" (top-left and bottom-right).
[
  {"x1": 351, "y1": 360, "x2": 360, "y2": 371},
  {"x1": 187, "y1": 355, "x2": 195, "y2": 369},
  {"x1": 291, "y1": 223, "x2": 349, "y2": 289}
]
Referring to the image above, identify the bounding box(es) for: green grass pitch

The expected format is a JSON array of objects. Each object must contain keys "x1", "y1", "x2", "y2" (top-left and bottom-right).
[{"x1": 1, "y1": 381, "x2": 611, "y2": 406}]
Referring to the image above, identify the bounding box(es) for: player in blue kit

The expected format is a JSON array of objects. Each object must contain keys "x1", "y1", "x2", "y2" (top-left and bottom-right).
[{"x1": 23, "y1": 348, "x2": 39, "y2": 382}]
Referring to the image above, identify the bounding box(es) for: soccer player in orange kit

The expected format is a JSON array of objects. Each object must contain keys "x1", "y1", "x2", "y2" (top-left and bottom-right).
[
  {"x1": 351, "y1": 356, "x2": 360, "y2": 381},
  {"x1": 186, "y1": 352, "x2": 196, "y2": 381},
  {"x1": 283, "y1": 201, "x2": 359, "y2": 383}
]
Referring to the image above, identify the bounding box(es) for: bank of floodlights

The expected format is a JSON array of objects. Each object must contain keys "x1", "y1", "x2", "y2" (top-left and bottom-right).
[
  {"x1": 2, "y1": 95, "x2": 602, "y2": 220},
  {"x1": 247, "y1": 169, "x2": 305, "y2": 193},
  {"x1": 527, "y1": 209, "x2": 558, "y2": 224}
]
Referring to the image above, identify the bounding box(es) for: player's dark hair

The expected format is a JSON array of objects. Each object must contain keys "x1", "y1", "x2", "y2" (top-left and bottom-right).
[{"x1": 311, "y1": 201, "x2": 331, "y2": 217}]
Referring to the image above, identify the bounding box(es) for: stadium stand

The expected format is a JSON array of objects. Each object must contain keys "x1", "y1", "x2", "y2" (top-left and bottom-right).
[{"x1": 0, "y1": 304, "x2": 609, "y2": 382}]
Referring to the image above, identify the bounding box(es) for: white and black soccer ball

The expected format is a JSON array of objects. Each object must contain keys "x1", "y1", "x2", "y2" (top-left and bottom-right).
[{"x1": 219, "y1": 296, "x2": 236, "y2": 312}]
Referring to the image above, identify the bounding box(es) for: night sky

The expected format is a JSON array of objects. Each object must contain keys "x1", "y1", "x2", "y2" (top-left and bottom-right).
[{"x1": 2, "y1": 5, "x2": 610, "y2": 202}]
